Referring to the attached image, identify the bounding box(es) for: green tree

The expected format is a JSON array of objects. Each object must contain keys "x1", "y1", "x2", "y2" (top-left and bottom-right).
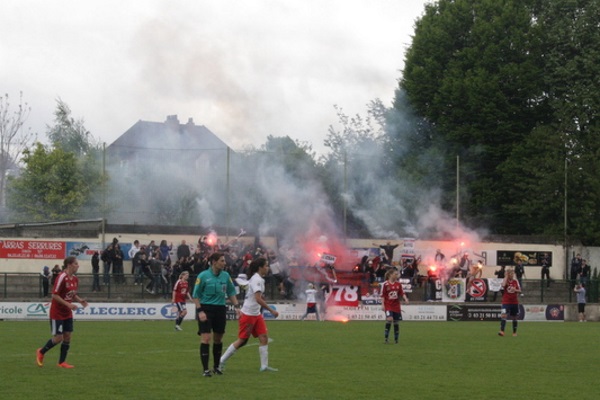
[
  {"x1": 543, "y1": 0, "x2": 600, "y2": 245},
  {"x1": 398, "y1": 0, "x2": 549, "y2": 232},
  {"x1": 47, "y1": 98, "x2": 95, "y2": 156},
  {"x1": 6, "y1": 143, "x2": 87, "y2": 221},
  {"x1": 499, "y1": 124, "x2": 567, "y2": 238},
  {"x1": 6, "y1": 100, "x2": 104, "y2": 222}
]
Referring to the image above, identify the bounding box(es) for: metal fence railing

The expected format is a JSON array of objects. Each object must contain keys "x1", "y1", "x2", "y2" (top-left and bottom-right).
[{"x1": 1, "y1": 273, "x2": 598, "y2": 304}]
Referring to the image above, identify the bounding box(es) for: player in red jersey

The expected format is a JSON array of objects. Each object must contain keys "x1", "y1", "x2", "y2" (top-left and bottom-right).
[
  {"x1": 172, "y1": 270, "x2": 193, "y2": 331},
  {"x1": 498, "y1": 268, "x2": 521, "y2": 337},
  {"x1": 380, "y1": 268, "x2": 409, "y2": 344},
  {"x1": 36, "y1": 256, "x2": 88, "y2": 368}
]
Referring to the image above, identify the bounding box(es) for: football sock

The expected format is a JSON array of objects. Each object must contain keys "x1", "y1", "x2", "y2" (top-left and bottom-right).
[
  {"x1": 393, "y1": 323, "x2": 399, "y2": 342},
  {"x1": 213, "y1": 343, "x2": 223, "y2": 368},
  {"x1": 41, "y1": 339, "x2": 57, "y2": 354},
  {"x1": 500, "y1": 319, "x2": 506, "y2": 331},
  {"x1": 512, "y1": 320, "x2": 518, "y2": 333},
  {"x1": 221, "y1": 344, "x2": 237, "y2": 364},
  {"x1": 200, "y1": 343, "x2": 210, "y2": 371},
  {"x1": 259, "y1": 345, "x2": 269, "y2": 368},
  {"x1": 384, "y1": 323, "x2": 391, "y2": 340},
  {"x1": 59, "y1": 342, "x2": 70, "y2": 364}
]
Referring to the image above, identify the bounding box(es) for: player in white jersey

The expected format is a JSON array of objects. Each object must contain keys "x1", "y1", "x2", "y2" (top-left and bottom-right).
[{"x1": 219, "y1": 257, "x2": 280, "y2": 372}]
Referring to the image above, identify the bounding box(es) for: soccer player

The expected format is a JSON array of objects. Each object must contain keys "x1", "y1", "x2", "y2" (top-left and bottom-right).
[
  {"x1": 193, "y1": 252, "x2": 240, "y2": 377},
  {"x1": 36, "y1": 256, "x2": 88, "y2": 368},
  {"x1": 300, "y1": 283, "x2": 320, "y2": 321},
  {"x1": 220, "y1": 257, "x2": 280, "y2": 372},
  {"x1": 381, "y1": 268, "x2": 408, "y2": 344},
  {"x1": 172, "y1": 270, "x2": 193, "y2": 331},
  {"x1": 498, "y1": 267, "x2": 521, "y2": 337}
]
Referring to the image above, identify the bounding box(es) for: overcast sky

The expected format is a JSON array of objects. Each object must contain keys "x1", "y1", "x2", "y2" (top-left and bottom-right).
[{"x1": 2, "y1": 0, "x2": 430, "y2": 155}]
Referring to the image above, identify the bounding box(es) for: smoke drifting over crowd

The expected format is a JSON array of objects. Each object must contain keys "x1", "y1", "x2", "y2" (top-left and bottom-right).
[{"x1": 105, "y1": 106, "x2": 485, "y2": 269}]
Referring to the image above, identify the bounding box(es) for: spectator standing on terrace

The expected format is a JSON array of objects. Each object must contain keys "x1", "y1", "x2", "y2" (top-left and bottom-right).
[
  {"x1": 540, "y1": 253, "x2": 551, "y2": 288},
  {"x1": 36, "y1": 256, "x2": 88, "y2": 369},
  {"x1": 498, "y1": 268, "x2": 521, "y2": 337},
  {"x1": 132, "y1": 247, "x2": 146, "y2": 285},
  {"x1": 146, "y1": 240, "x2": 158, "y2": 257},
  {"x1": 113, "y1": 243, "x2": 125, "y2": 284},
  {"x1": 570, "y1": 253, "x2": 582, "y2": 287},
  {"x1": 51, "y1": 264, "x2": 61, "y2": 286},
  {"x1": 102, "y1": 238, "x2": 119, "y2": 285},
  {"x1": 198, "y1": 236, "x2": 211, "y2": 259},
  {"x1": 300, "y1": 283, "x2": 320, "y2": 321},
  {"x1": 192, "y1": 247, "x2": 206, "y2": 273},
  {"x1": 459, "y1": 253, "x2": 471, "y2": 278},
  {"x1": 241, "y1": 249, "x2": 253, "y2": 274},
  {"x1": 410, "y1": 257, "x2": 421, "y2": 287},
  {"x1": 434, "y1": 249, "x2": 446, "y2": 265},
  {"x1": 269, "y1": 258, "x2": 285, "y2": 297},
  {"x1": 219, "y1": 257, "x2": 279, "y2": 373},
  {"x1": 172, "y1": 270, "x2": 193, "y2": 331},
  {"x1": 580, "y1": 259, "x2": 591, "y2": 287},
  {"x1": 514, "y1": 261, "x2": 525, "y2": 297},
  {"x1": 492, "y1": 265, "x2": 506, "y2": 301},
  {"x1": 374, "y1": 241, "x2": 399, "y2": 263},
  {"x1": 40, "y1": 266, "x2": 51, "y2": 297},
  {"x1": 128, "y1": 240, "x2": 141, "y2": 274},
  {"x1": 467, "y1": 260, "x2": 483, "y2": 288},
  {"x1": 91, "y1": 252, "x2": 101, "y2": 292},
  {"x1": 375, "y1": 258, "x2": 386, "y2": 282},
  {"x1": 381, "y1": 268, "x2": 408, "y2": 344},
  {"x1": 139, "y1": 253, "x2": 155, "y2": 294},
  {"x1": 574, "y1": 283, "x2": 587, "y2": 322},
  {"x1": 146, "y1": 251, "x2": 164, "y2": 295},
  {"x1": 159, "y1": 240, "x2": 172, "y2": 265},
  {"x1": 193, "y1": 252, "x2": 240, "y2": 377},
  {"x1": 177, "y1": 240, "x2": 191, "y2": 260}
]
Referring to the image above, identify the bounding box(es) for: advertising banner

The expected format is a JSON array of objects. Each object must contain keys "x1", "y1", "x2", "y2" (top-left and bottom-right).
[
  {"x1": 0, "y1": 302, "x2": 181, "y2": 320},
  {"x1": 447, "y1": 304, "x2": 506, "y2": 322},
  {"x1": 496, "y1": 250, "x2": 552, "y2": 267},
  {"x1": 0, "y1": 240, "x2": 65, "y2": 260},
  {"x1": 0, "y1": 302, "x2": 562, "y2": 322},
  {"x1": 446, "y1": 304, "x2": 564, "y2": 322},
  {"x1": 66, "y1": 242, "x2": 103, "y2": 260}
]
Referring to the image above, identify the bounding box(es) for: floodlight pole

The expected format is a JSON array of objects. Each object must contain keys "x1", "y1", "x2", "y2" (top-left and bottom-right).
[
  {"x1": 343, "y1": 149, "x2": 348, "y2": 244},
  {"x1": 564, "y1": 157, "x2": 568, "y2": 280},
  {"x1": 456, "y1": 155, "x2": 460, "y2": 229},
  {"x1": 225, "y1": 146, "x2": 231, "y2": 242},
  {"x1": 101, "y1": 142, "x2": 106, "y2": 249}
]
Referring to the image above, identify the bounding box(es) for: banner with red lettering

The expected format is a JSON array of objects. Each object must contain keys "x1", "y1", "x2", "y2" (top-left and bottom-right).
[{"x1": 0, "y1": 240, "x2": 66, "y2": 259}]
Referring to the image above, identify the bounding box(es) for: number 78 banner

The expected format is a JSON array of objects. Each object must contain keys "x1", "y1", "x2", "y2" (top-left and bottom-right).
[{"x1": 325, "y1": 285, "x2": 360, "y2": 307}]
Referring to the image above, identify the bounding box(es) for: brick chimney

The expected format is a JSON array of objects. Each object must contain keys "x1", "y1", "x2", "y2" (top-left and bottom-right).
[{"x1": 165, "y1": 115, "x2": 180, "y2": 130}]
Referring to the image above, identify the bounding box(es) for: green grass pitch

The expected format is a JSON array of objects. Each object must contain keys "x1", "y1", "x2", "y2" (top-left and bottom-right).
[{"x1": 0, "y1": 320, "x2": 598, "y2": 400}]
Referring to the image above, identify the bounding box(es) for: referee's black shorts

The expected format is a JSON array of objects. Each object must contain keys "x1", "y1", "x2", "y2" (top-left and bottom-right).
[{"x1": 197, "y1": 304, "x2": 227, "y2": 335}]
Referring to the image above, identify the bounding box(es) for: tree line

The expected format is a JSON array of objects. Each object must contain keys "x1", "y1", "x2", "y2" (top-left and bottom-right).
[{"x1": 2, "y1": 0, "x2": 599, "y2": 245}]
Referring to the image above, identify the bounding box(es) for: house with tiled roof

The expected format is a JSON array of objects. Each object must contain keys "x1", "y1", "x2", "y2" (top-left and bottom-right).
[
  {"x1": 107, "y1": 115, "x2": 230, "y2": 170},
  {"x1": 104, "y1": 115, "x2": 232, "y2": 224}
]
